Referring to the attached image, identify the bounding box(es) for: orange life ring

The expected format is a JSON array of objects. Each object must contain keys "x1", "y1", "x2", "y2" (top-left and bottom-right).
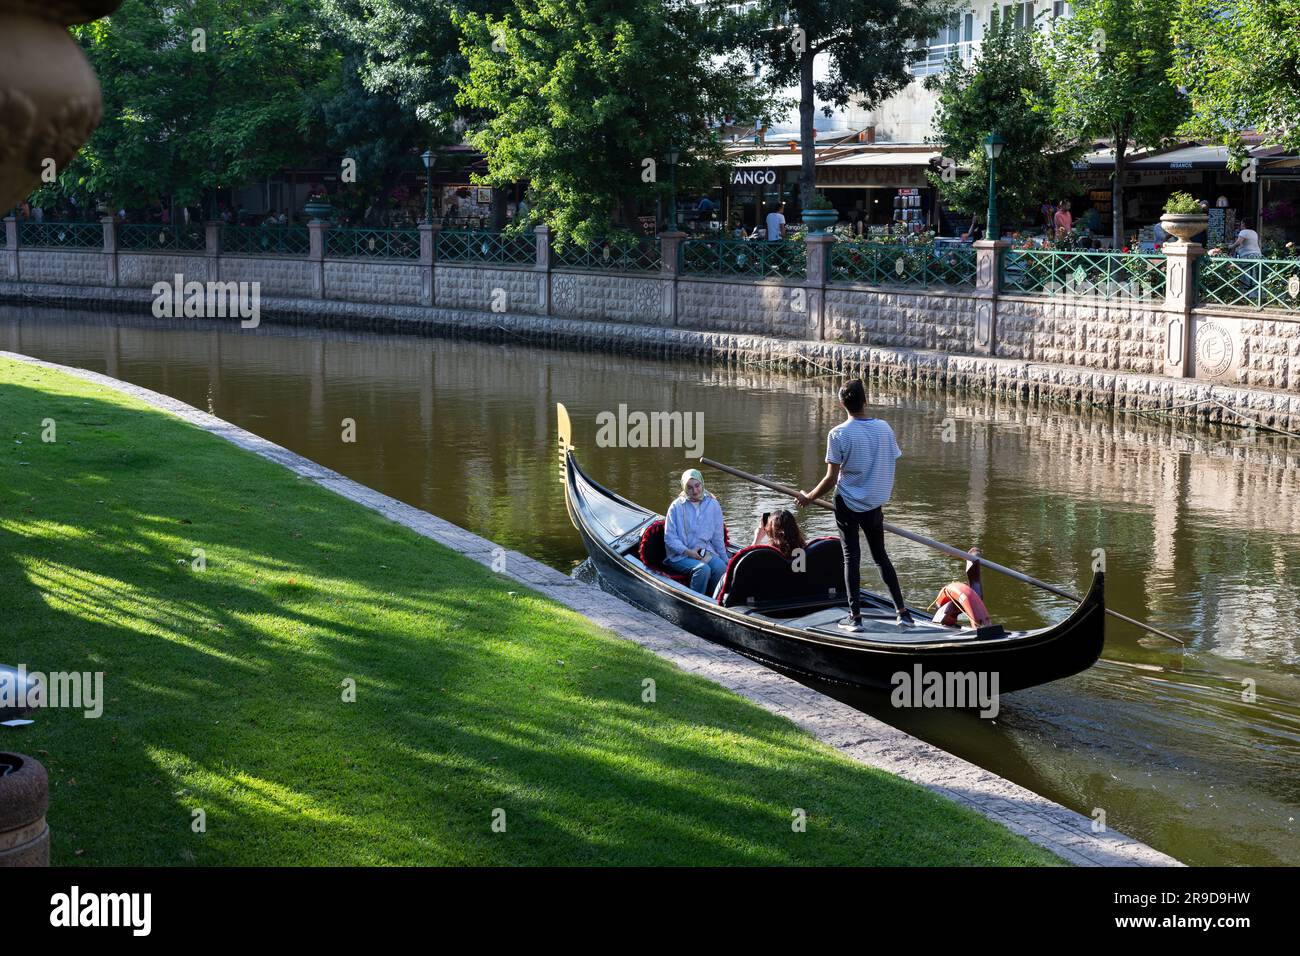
[{"x1": 935, "y1": 582, "x2": 991, "y2": 627}]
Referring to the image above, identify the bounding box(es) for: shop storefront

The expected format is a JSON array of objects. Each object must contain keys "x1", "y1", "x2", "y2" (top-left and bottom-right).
[
  {"x1": 1261, "y1": 160, "x2": 1300, "y2": 250},
  {"x1": 724, "y1": 158, "x2": 801, "y2": 235},
  {"x1": 724, "y1": 147, "x2": 939, "y2": 235},
  {"x1": 1074, "y1": 146, "x2": 1260, "y2": 249}
]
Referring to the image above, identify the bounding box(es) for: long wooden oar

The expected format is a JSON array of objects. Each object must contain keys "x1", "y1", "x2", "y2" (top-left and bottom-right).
[{"x1": 700, "y1": 457, "x2": 1185, "y2": 646}]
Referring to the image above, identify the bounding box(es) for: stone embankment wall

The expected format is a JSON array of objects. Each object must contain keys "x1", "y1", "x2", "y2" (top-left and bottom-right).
[{"x1": 5, "y1": 217, "x2": 1300, "y2": 425}]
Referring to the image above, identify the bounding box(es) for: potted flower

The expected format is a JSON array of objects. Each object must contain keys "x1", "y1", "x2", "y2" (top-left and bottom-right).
[
  {"x1": 801, "y1": 192, "x2": 838, "y2": 234},
  {"x1": 1160, "y1": 191, "x2": 1208, "y2": 243}
]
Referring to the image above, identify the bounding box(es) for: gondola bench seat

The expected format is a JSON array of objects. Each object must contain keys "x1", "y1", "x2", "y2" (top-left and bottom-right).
[
  {"x1": 716, "y1": 537, "x2": 845, "y2": 608},
  {"x1": 638, "y1": 518, "x2": 731, "y2": 586}
]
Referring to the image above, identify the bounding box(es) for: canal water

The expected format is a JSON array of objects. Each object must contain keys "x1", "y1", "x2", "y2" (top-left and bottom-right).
[{"x1": 2, "y1": 304, "x2": 1298, "y2": 866}]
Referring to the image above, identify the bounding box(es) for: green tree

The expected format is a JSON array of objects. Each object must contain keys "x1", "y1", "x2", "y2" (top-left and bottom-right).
[
  {"x1": 1170, "y1": 0, "x2": 1300, "y2": 159},
  {"x1": 1040, "y1": 0, "x2": 1187, "y2": 246},
  {"x1": 41, "y1": 0, "x2": 335, "y2": 215},
  {"x1": 926, "y1": 11, "x2": 1082, "y2": 230},
  {"x1": 454, "y1": 0, "x2": 770, "y2": 243},
  {"x1": 736, "y1": 0, "x2": 953, "y2": 203},
  {"x1": 319, "y1": 0, "x2": 505, "y2": 127},
  {"x1": 311, "y1": 48, "x2": 431, "y2": 225}
]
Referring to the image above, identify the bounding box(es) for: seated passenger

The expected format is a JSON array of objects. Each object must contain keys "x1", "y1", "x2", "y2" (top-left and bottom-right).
[
  {"x1": 751, "y1": 509, "x2": 808, "y2": 560},
  {"x1": 663, "y1": 469, "x2": 728, "y2": 595}
]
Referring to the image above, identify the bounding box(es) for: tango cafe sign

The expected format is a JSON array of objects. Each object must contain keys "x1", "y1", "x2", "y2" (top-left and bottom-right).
[{"x1": 730, "y1": 168, "x2": 779, "y2": 186}]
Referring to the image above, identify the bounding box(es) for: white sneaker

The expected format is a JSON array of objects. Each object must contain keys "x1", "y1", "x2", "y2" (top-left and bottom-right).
[{"x1": 837, "y1": 616, "x2": 864, "y2": 633}]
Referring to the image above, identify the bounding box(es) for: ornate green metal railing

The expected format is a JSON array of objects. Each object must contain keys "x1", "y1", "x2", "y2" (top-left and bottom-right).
[
  {"x1": 1000, "y1": 249, "x2": 1166, "y2": 301},
  {"x1": 679, "y1": 237, "x2": 806, "y2": 278},
  {"x1": 18, "y1": 221, "x2": 103, "y2": 249},
  {"x1": 325, "y1": 227, "x2": 421, "y2": 260},
  {"x1": 829, "y1": 241, "x2": 977, "y2": 288},
  {"x1": 436, "y1": 229, "x2": 535, "y2": 265},
  {"x1": 553, "y1": 239, "x2": 660, "y2": 272},
  {"x1": 118, "y1": 223, "x2": 206, "y2": 252},
  {"x1": 1196, "y1": 255, "x2": 1300, "y2": 312},
  {"x1": 221, "y1": 225, "x2": 311, "y2": 257}
]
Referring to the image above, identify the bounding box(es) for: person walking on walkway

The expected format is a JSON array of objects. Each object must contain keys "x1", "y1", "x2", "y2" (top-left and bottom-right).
[{"x1": 797, "y1": 379, "x2": 913, "y2": 631}]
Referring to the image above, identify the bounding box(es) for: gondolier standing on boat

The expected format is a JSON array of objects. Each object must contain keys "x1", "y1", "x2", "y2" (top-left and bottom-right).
[
  {"x1": 797, "y1": 379, "x2": 914, "y2": 631},
  {"x1": 663, "y1": 468, "x2": 729, "y2": 596}
]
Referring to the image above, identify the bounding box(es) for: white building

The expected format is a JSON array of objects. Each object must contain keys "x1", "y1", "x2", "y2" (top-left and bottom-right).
[{"x1": 717, "y1": 3, "x2": 1073, "y2": 233}]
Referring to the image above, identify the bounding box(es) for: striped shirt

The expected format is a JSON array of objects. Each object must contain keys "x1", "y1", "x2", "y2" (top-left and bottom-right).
[{"x1": 825, "y1": 417, "x2": 901, "y2": 512}]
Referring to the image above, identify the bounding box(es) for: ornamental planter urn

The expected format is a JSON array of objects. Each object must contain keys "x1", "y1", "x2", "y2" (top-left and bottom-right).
[
  {"x1": 1159, "y1": 213, "x2": 1208, "y2": 244},
  {"x1": 801, "y1": 208, "x2": 838, "y2": 234},
  {"x1": 0, "y1": 0, "x2": 122, "y2": 212},
  {"x1": 0, "y1": 752, "x2": 50, "y2": 867},
  {"x1": 303, "y1": 200, "x2": 333, "y2": 224}
]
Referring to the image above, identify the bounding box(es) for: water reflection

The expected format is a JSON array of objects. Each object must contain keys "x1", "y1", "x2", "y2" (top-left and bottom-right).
[{"x1": 1, "y1": 304, "x2": 1297, "y2": 865}]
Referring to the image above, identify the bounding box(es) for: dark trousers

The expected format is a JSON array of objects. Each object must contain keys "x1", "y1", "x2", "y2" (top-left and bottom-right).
[{"x1": 834, "y1": 494, "x2": 906, "y2": 617}]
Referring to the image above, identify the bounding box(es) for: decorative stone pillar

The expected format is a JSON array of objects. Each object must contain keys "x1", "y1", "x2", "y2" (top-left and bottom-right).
[
  {"x1": 1161, "y1": 241, "x2": 1202, "y2": 378},
  {"x1": 803, "y1": 233, "x2": 833, "y2": 341},
  {"x1": 420, "y1": 222, "x2": 438, "y2": 307},
  {"x1": 100, "y1": 214, "x2": 117, "y2": 287},
  {"x1": 659, "y1": 230, "x2": 687, "y2": 327},
  {"x1": 0, "y1": 0, "x2": 123, "y2": 212},
  {"x1": 3, "y1": 216, "x2": 17, "y2": 281},
  {"x1": 534, "y1": 223, "x2": 552, "y2": 315},
  {"x1": 307, "y1": 220, "x2": 326, "y2": 299},
  {"x1": 972, "y1": 239, "x2": 1009, "y2": 356},
  {"x1": 204, "y1": 221, "x2": 221, "y2": 284}
]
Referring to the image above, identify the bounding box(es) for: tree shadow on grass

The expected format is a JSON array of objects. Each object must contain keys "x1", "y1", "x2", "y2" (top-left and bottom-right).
[{"x1": 0, "y1": 372, "x2": 1052, "y2": 866}]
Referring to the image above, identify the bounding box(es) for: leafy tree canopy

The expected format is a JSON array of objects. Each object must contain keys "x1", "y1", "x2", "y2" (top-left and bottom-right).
[
  {"x1": 926, "y1": 11, "x2": 1083, "y2": 227},
  {"x1": 319, "y1": 0, "x2": 507, "y2": 129},
  {"x1": 1170, "y1": 0, "x2": 1300, "y2": 159},
  {"x1": 734, "y1": 0, "x2": 954, "y2": 198},
  {"x1": 1040, "y1": 0, "x2": 1187, "y2": 244},
  {"x1": 455, "y1": 0, "x2": 771, "y2": 243},
  {"x1": 45, "y1": 0, "x2": 335, "y2": 212}
]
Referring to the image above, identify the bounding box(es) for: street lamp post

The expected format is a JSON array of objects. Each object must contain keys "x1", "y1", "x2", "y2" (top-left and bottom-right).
[
  {"x1": 983, "y1": 133, "x2": 1006, "y2": 241},
  {"x1": 665, "y1": 146, "x2": 680, "y2": 231},
  {"x1": 421, "y1": 149, "x2": 435, "y2": 224}
]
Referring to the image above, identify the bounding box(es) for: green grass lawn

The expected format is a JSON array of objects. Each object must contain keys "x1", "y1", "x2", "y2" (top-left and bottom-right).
[{"x1": 0, "y1": 356, "x2": 1060, "y2": 866}]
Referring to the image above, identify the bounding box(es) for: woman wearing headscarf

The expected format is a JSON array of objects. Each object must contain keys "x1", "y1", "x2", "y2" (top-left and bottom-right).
[{"x1": 662, "y1": 468, "x2": 728, "y2": 595}]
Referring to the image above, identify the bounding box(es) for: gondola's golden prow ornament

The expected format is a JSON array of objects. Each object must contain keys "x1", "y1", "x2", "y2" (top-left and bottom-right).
[{"x1": 0, "y1": 0, "x2": 121, "y2": 211}]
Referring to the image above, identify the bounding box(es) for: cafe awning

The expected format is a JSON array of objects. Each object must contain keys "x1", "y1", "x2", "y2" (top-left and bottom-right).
[
  {"x1": 729, "y1": 147, "x2": 940, "y2": 168},
  {"x1": 1079, "y1": 145, "x2": 1263, "y2": 170}
]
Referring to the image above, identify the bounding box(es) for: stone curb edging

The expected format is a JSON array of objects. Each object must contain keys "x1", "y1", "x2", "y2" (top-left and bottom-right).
[
  {"x1": 0, "y1": 349, "x2": 1182, "y2": 867},
  {"x1": 3, "y1": 281, "x2": 1300, "y2": 432}
]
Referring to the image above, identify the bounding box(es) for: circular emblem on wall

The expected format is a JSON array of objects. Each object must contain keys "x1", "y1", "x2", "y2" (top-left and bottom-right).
[
  {"x1": 894, "y1": 257, "x2": 905, "y2": 276},
  {"x1": 633, "y1": 279, "x2": 662, "y2": 320},
  {"x1": 552, "y1": 274, "x2": 578, "y2": 312},
  {"x1": 1196, "y1": 321, "x2": 1234, "y2": 378},
  {"x1": 1289, "y1": 274, "x2": 1300, "y2": 300}
]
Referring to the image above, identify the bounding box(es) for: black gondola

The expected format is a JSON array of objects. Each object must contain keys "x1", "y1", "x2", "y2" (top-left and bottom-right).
[{"x1": 559, "y1": 404, "x2": 1105, "y2": 695}]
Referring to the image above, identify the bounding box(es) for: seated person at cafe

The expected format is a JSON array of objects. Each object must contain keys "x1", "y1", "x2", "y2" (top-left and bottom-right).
[{"x1": 663, "y1": 469, "x2": 728, "y2": 595}]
